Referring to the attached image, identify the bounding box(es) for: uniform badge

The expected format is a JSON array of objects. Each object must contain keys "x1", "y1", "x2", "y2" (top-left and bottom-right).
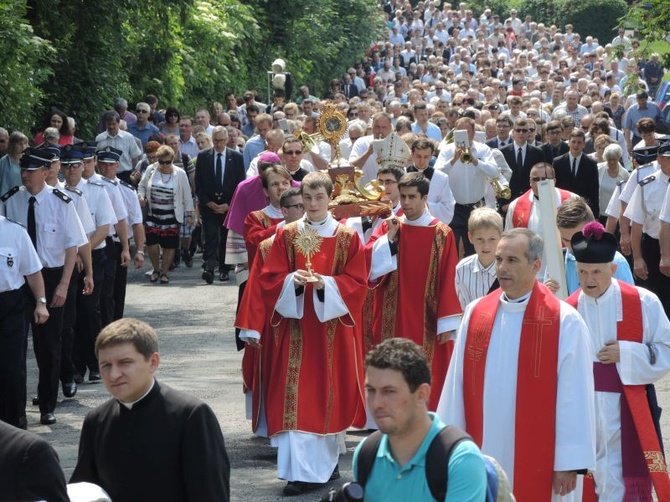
[{"x1": 7, "y1": 254, "x2": 13, "y2": 267}]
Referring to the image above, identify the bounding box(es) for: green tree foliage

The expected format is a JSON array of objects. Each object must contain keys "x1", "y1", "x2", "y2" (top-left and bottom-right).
[
  {"x1": 517, "y1": 0, "x2": 562, "y2": 28},
  {"x1": 623, "y1": 0, "x2": 670, "y2": 68},
  {"x1": 0, "y1": 0, "x2": 53, "y2": 132},
  {"x1": 2, "y1": 0, "x2": 382, "y2": 137},
  {"x1": 561, "y1": 0, "x2": 627, "y2": 48}
]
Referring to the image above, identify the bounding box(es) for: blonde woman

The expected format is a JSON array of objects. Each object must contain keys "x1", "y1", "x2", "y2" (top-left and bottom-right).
[{"x1": 138, "y1": 145, "x2": 194, "y2": 283}]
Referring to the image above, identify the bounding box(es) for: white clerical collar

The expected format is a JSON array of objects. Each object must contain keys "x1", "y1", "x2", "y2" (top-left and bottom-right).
[
  {"x1": 119, "y1": 379, "x2": 155, "y2": 410},
  {"x1": 391, "y1": 202, "x2": 402, "y2": 214},
  {"x1": 501, "y1": 290, "x2": 532, "y2": 304},
  {"x1": 401, "y1": 209, "x2": 433, "y2": 226},
  {"x1": 300, "y1": 213, "x2": 338, "y2": 236},
  {"x1": 263, "y1": 204, "x2": 284, "y2": 219}
]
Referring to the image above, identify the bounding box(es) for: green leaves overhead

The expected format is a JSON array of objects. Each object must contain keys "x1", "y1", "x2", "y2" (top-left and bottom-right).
[{"x1": 2, "y1": 0, "x2": 382, "y2": 138}]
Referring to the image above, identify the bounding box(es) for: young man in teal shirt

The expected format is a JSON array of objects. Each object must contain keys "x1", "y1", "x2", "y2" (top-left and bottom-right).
[{"x1": 353, "y1": 338, "x2": 486, "y2": 501}]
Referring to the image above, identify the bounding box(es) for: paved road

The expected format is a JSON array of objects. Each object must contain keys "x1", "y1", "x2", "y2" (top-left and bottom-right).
[{"x1": 24, "y1": 256, "x2": 670, "y2": 501}]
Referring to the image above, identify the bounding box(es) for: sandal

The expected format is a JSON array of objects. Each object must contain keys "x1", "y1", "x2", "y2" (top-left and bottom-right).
[
  {"x1": 160, "y1": 274, "x2": 170, "y2": 284},
  {"x1": 150, "y1": 270, "x2": 159, "y2": 283}
]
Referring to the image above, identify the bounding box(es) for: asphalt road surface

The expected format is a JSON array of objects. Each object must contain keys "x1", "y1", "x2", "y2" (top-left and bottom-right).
[{"x1": 24, "y1": 256, "x2": 670, "y2": 501}]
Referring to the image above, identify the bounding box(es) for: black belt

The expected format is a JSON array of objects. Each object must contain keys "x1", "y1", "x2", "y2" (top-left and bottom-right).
[
  {"x1": 0, "y1": 288, "x2": 22, "y2": 297},
  {"x1": 43, "y1": 266, "x2": 64, "y2": 272},
  {"x1": 455, "y1": 201, "x2": 482, "y2": 210},
  {"x1": 643, "y1": 233, "x2": 659, "y2": 242},
  {"x1": 92, "y1": 248, "x2": 106, "y2": 257}
]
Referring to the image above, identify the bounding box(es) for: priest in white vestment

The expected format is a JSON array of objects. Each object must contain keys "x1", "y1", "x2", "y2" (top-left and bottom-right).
[
  {"x1": 438, "y1": 228, "x2": 596, "y2": 501},
  {"x1": 566, "y1": 222, "x2": 670, "y2": 501}
]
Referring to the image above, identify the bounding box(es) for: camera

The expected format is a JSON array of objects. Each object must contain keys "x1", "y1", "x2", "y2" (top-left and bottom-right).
[{"x1": 319, "y1": 482, "x2": 365, "y2": 502}]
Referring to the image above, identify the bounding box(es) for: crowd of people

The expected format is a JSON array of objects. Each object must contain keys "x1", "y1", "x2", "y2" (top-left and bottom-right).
[{"x1": 1, "y1": 0, "x2": 670, "y2": 499}]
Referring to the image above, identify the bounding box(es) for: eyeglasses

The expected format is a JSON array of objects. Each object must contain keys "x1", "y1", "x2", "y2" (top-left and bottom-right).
[
  {"x1": 514, "y1": 128, "x2": 529, "y2": 133},
  {"x1": 548, "y1": 129, "x2": 561, "y2": 135},
  {"x1": 530, "y1": 176, "x2": 554, "y2": 182},
  {"x1": 379, "y1": 179, "x2": 398, "y2": 185},
  {"x1": 284, "y1": 150, "x2": 302, "y2": 156},
  {"x1": 61, "y1": 163, "x2": 82, "y2": 169},
  {"x1": 348, "y1": 113, "x2": 358, "y2": 118},
  {"x1": 136, "y1": 109, "x2": 149, "y2": 114},
  {"x1": 283, "y1": 203, "x2": 304, "y2": 210},
  {"x1": 158, "y1": 160, "x2": 172, "y2": 165}
]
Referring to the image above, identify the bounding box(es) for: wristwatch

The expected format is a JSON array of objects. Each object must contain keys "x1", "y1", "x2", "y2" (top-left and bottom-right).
[{"x1": 36, "y1": 297, "x2": 47, "y2": 304}]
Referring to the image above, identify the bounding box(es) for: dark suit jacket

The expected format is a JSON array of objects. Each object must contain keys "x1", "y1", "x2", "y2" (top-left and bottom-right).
[
  {"x1": 541, "y1": 141, "x2": 569, "y2": 164},
  {"x1": 500, "y1": 142, "x2": 546, "y2": 201},
  {"x1": 195, "y1": 147, "x2": 245, "y2": 214},
  {"x1": 342, "y1": 83, "x2": 359, "y2": 99},
  {"x1": 553, "y1": 153, "x2": 600, "y2": 217},
  {"x1": 0, "y1": 421, "x2": 69, "y2": 502},
  {"x1": 71, "y1": 381, "x2": 230, "y2": 502},
  {"x1": 486, "y1": 137, "x2": 512, "y2": 149}
]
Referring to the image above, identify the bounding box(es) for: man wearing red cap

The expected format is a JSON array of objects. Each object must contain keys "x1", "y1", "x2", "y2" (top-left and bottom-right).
[{"x1": 566, "y1": 221, "x2": 670, "y2": 501}]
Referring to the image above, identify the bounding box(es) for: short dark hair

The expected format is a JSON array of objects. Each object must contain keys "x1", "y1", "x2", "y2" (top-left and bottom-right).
[
  {"x1": 377, "y1": 165, "x2": 405, "y2": 181},
  {"x1": 261, "y1": 164, "x2": 292, "y2": 189},
  {"x1": 365, "y1": 338, "x2": 431, "y2": 392},
  {"x1": 102, "y1": 110, "x2": 120, "y2": 123},
  {"x1": 280, "y1": 187, "x2": 302, "y2": 207},
  {"x1": 556, "y1": 197, "x2": 594, "y2": 228},
  {"x1": 301, "y1": 171, "x2": 333, "y2": 196},
  {"x1": 95, "y1": 318, "x2": 158, "y2": 360},
  {"x1": 398, "y1": 172, "x2": 429, "y2": 197}
]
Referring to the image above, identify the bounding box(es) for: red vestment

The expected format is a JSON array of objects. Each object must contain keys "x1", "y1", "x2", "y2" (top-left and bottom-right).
[
  {"x1": 511, "y1": 188, "x2": 572, "y2": 228},
  {"x1": 243, "y1": 210, "x2": 283, "y2": 267},
  {"x1": 258, "y1": 222, "x2": 367, "y2": 435},
  {"x1": 464, "y1": 282, "x2": 560, "y2": 501},
  {"x1": 367, "y1": 218, "x2": 461, "y2": 410}
]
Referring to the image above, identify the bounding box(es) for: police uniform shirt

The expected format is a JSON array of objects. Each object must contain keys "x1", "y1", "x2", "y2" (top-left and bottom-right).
[
  {"x1": 618, "y1": 163, "x2": 655, "y2": 205},
  {"x1": 89, "y1": 173, "x2": 129, "y2": 237},
  {"x1": 0, "y1": 184, "x2": 88, "y2": 267},
  {"x1": 115, "y1": 178, "x2": 143, "y2": 233},
  {"x1": 0, "y1": 216, "x2": 42, "y2": 292},
  {"x1": 623, "y1": 168, "x2": 669, "y2": 239},
  {"x1": 433, "y1": 141, "x2": 499, "y2": 204},
  {"x1": 74, "y1": 179, "x2": 117, "y2": 250},
  {"x1": 61, "y1": 185, "x2": 96, "y2": 236},
  {"x1": 659, "y1": 181, "x2": 670, "y2": 225}
]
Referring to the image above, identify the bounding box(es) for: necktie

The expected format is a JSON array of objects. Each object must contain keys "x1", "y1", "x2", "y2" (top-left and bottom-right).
[
  {"x1": 28, "y1": 196, "x2": 37, "y2": 249},
  {"x1": 215, "y1": 153, "x2": 223, "y2": 193},
  {"x1": 572, "y1": 157, "x2": 577, "y2": 177},
  {"x1": 517, "y1": 147, "x2": 523, "y2": 169}
]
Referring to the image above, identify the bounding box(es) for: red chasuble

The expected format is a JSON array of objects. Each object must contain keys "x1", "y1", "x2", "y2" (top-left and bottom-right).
[
  {"x1": 367, "y1": 218, "x2": 461, "y2": 411},
  {"x1": 258, "y1": 222, "x2": 367, "y2": 435},
  {"x1": 243, "y1": 210, "x2": 283, "y2": 266},
  {"x1": 464, "y1": 282, "x2": 560, "y2": 501},
  {"x1": 235, "y1": 237, "x2": 276, "y2": 433},
  {"x1": 512, "y1": 188, "x2": 572, "y2": 228},
  {"x1": 567, "y1": 281, "x2": 670, "y2": 501}
]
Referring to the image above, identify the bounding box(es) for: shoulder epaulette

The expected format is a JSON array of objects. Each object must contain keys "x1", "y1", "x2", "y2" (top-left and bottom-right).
[
  {"x1": 52, "y1": 188, "x2": 73, "y2": 203},
  {"x1": 87, "y1": 180, "x2": 104, "y2": 187},
  {"x1": 64, "y1": 186, "x2": 83, "y2": 196},
  {"x1": 640, "y1": 175, "x2": 656, "y2": 187},
  {"x1": 617, "y1": 179, "x2": 627, "y2": 187},
  {"x1": 102, "y1": 177, "x2": 117, "y2": 186},
  {"x1": 119, "y1": 179, "x2": 136, "y2": 191},
  {"x1": 5, "y1": 217, "x2": 26, "y2": 228},
  {"x1": 0, "y1": 186, "x2": 19, "y2": 202}
]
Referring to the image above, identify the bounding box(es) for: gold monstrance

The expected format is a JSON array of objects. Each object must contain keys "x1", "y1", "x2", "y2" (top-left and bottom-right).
[{"x1": 294, "y1": 224, "x2": 323, "y2": 282}]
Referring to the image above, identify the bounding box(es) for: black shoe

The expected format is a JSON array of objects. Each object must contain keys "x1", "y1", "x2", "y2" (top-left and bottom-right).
[
  {"x1": 89, "y1": 372, "x2": 102, "y2": 382},
  {"x1": 219, "y1": 271, "x2": 229, "y2": 282},
  {"x1": 182, "y1": 249, "x2": 193, "y2": 268},
  {"x1": 202, "y1": 270, "x2": 214, "y2": 284},
  {"x1": 32, "y1": 396, "x2": 39, "y2": 406},
  {"x1": 17, "y1": 416, "x2": 27, "y2": 430},
  {"x1": 40, "y1": 412, "x2": 56, "y2": 425},
  {"x1": 283, "y1": 481, "x2": 314, "y2": 496},
  {"x1": 73, "y1": 372, "x2": 84, "y2": 384},
  {"x1": 329, "y1": 464, "x2": 340, "y2": 481},
  {"x1": 62, "y1": 381, "x2": 77, "y2": 398}
]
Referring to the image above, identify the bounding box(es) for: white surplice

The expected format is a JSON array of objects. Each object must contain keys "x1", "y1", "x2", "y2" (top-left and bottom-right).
[
  {"x1": 437, "y1": 290, "x2": 597, "y2": 501},
  {"x1": 571, "y1": 280, "x2": 670, "y2": 501}
]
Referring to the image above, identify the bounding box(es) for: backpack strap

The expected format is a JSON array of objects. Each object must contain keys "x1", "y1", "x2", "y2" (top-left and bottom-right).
[
  {"x1": 355, "y1": 430, "x2": 383, "y2": 490},
  {"x1": 425, "y1": 425, "x2": 473, "y2": 501}
]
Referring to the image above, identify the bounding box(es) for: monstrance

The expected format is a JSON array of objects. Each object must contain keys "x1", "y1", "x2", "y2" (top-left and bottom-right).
[{"x1": 293, "y1": 224, "x2": 323, "y2": 282}]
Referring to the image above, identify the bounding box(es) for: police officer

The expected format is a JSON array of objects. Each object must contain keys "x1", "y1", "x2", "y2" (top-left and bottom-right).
[
  {"x1": 96, "y1": 146, "x2": 145, "y2": 321},
  {"x1": 61, "y1": 143, "x2": 117, "y2": 392},
  {"x1": 625, "y1": 142, "x2": 670, "y2": 316},
  {"x1": 0, "y1": 215, "x2": 49, "y2": 428},
  {"x1": 85, "y1": 147, "x2": 129, "y2": 342},
  {"x1": 0, "y1": 148, "x2": 87, "y2": 425}
]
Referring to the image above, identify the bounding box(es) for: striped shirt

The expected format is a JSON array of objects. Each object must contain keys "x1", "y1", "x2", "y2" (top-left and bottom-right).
[{"x1": 455, "y1": 254, "x2": 497, "y2": 311}]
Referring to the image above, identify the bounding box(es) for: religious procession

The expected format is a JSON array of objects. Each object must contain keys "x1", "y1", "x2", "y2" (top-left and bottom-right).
[{"x1": 1, "y1": 0, "x2": 670, "y2": 500}]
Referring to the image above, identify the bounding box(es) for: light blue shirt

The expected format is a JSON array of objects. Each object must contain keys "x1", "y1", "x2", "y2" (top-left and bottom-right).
[
  {"x1": 0, "y1": 155, "x2": 21, "y2": 196},
  {"x1": 565, "y1": 249, "x2": 634, "y2": 295},
  {"x1": 353, "y1": 413, "x2": 486, "y2": 502}
]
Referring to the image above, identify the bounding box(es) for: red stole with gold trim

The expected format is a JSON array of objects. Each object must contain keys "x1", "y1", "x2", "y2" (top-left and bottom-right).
[
  {"x1": 512, "y1": 188, "x2": 572, "y2": 228},
  {"x1": 464, "y1": 281, "x2": 560, "y2": 501},
  {"x1": 567, "y1": 281, "x2": 670, "y2": 501}
]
